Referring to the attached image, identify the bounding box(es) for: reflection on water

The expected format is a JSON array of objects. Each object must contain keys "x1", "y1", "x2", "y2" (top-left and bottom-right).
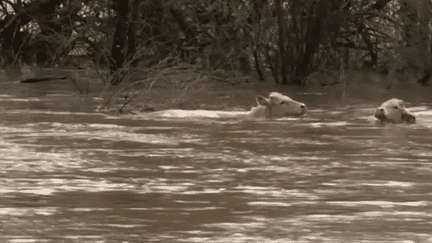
[{"x1": 0, "y1": 80, "x2": 432, "y2": 242}]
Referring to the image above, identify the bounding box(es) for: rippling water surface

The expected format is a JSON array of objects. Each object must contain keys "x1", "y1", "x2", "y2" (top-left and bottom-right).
[{"x1": 1, "y1": 78, "x2": 432, "y2": 243}]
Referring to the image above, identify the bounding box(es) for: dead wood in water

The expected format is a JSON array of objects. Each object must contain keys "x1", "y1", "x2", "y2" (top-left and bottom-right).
[{"x1": 20, "y1": 76, "x2": 67, "y2": 83}]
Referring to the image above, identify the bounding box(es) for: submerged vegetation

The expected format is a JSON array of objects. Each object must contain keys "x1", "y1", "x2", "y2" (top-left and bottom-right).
[{"x1": 0, "y1": 0, "x2": 431, "y2": 111}]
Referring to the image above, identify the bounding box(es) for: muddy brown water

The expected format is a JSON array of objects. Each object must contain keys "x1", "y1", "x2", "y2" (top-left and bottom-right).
[{"x1": 1, "y1": 76, "x2": 432, "y2": 242}]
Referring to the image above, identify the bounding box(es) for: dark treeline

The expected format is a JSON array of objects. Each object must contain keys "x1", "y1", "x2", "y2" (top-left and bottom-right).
[{"x1": 0, "y1": 0, "x2": 431, "y2": 85}]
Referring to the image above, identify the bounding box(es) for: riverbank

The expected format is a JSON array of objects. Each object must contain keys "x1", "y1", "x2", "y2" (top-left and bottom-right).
[{"x1": 1, "y1": 68, "x2": 431, "y2": 115}]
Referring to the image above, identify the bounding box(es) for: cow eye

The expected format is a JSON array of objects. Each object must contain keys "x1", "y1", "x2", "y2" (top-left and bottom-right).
[
  {"x1": 280, "y1": 101, "x2": 285, "y2": 104},
  {"x1": 394, "y1": 106, "x2": 398, "y2": 109}
]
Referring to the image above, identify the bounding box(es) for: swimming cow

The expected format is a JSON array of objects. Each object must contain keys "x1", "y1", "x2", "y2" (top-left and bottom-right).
[
  {"x1": 374, "y1": 98, "x2": 416, "y2": 124},
  {"x1": 147, "y1": 92, "x2": 307, "y2": 119}
]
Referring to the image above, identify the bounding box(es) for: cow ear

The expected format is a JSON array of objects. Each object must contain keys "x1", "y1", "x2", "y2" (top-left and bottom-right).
[{"x1": 256, "y1": 95, "x2": 270, "y2": 106}]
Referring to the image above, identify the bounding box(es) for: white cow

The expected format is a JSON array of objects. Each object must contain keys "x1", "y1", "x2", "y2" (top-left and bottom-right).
[
  {"x1": 374, "y1": 98, "x2": 416, "y2": 123},
  {"x1": 147, "y1": 92, "x2": 307, "y2": 119}
]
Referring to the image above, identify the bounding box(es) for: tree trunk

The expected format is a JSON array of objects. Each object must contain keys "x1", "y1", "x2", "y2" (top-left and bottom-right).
[
  {"x1": 274, "y1": 0, "x2": 287, "y2": 84},
  {"x1": 110, "y1": 0, "x2": 129, "y2": 85},
  {"x1": 265, "y1": 44, "x2": 279, "y2": 84},
  {"x1": 253, "y1": 50, "x2": 264, "y2": 81},
  {"x1": 295, "y1": 1, "x2": 327, "y2": 84},
  {"x1": 127, "y1": 0, "x2": 141, "y2": 64}
]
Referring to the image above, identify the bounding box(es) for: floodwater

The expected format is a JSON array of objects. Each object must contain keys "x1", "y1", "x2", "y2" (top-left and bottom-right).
[{"x1": 1, "y1": 77, "x2": 432, "y2": 243}]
